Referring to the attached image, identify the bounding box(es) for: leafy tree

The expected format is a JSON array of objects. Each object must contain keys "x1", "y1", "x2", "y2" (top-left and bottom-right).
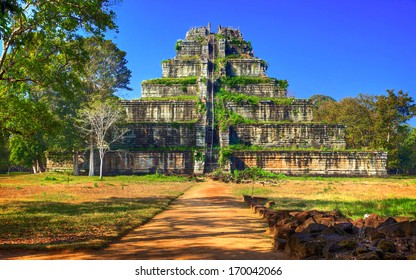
[
  {"x1": 312, "y1": 98, "x2": 340, "y2": 124},
  {"x1": 0, "y1": 1, "x2": 123, "y2": 174},
  {"x1": 0, "y1": 0, "x2": 118, "y2": 85},
  {"x1": 76, "y1": 37, "x2": 131, "y2": 176},
  {"x1": 6, "y1": 94, "x2": 59, "y2": 173},
  {"x1": 314, "y1": 90, "x2": 416, "y2": 173},
  {"x1": 399, "y1": 127, "x2": 416, "y2": 175},
  {"x1": 310, "y1": 94, "x2": 336, "y2": 107}
]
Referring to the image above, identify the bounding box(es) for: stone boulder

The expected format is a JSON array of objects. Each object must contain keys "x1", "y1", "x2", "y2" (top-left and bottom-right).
[{"x1": 243, "y1": 196, "x2": 416, "y2": 260}]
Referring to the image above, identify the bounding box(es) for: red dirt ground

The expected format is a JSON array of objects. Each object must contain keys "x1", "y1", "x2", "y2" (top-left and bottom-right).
[{"x1": 0, "y1": 180, "x2": 293, "y2": 260}]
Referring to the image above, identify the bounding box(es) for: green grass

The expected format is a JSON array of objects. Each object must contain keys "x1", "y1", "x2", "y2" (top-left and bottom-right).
[
  {"x1": 267, "y1": 197, "x2": 416, "y2": 220},
  {"x1": 0, "y1": 172, "x2": 193, "y2": 250},
  {"x1": 0, "y1": 197, "x2": 181, "y2": 250},
  {"x1": 232, "y1": 174, "x2": 416, "y2": 220}
]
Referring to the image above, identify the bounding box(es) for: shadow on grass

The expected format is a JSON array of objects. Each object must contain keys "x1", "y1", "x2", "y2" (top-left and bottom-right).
[{"x1": 0, "y1": 196, "x2": 176, "y2": 250}]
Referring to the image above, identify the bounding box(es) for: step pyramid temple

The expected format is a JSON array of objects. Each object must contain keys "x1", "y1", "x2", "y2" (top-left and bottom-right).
[{"x1": 103, "y1": 24, "x2": 387, "y2": 176}]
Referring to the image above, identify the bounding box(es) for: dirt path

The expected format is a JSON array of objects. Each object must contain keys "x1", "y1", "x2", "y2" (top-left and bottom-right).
[{"x1": 1, "y1": 180, "x2": 293, "y2": 260}]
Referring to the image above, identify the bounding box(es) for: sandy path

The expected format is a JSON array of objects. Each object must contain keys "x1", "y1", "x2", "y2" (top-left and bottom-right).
[{"x1": 1, "y1": 180, "x2": 293, "y2": 260}]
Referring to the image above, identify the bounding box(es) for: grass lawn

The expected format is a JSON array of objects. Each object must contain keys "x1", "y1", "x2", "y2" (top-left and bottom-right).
[
  {"x1": 233, "y1": 176, "x2": 416, "y2": 220},
  {"x1": 0, "y1": 172, "x2": 193, "y2": 250}
]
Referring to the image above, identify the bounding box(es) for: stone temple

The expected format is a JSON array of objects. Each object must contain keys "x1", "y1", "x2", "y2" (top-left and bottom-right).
[{"x1": 103, "y1": 24, "x2": 387, "y2": 176}]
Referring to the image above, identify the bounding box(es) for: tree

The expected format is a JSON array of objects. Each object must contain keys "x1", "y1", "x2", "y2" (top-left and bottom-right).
[
  {"x1": 313, "y1": 90, "x2": 416, "y2": 173},
  {"x1": 0, "y1": 1, "x2": 120, "y2": 173},
  {"x1": 399, "y1": 127, "x2": 416, "y2": 175},
  {"x1": 78, "y1": 99, "x2": 127, "y2": 179},
  {"x1": 371, "y1": 90, "x2": 415, "y2": 172},
  {"x1": 0, "y1": 0, "x2": 118, "y2": 85},
  {"x1": 78, "y1": 37, "x2": 132, "y2": 176},
  {"x1": 310, "y1": 94, "x2": 336, "y2": 107}
]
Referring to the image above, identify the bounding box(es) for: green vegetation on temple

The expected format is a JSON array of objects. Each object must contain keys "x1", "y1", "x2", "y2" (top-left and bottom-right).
[
  {"x1": 215, "y1": 90, "x2": 297, "y2": 131},
  {"x1": 175, "y1": 39, "x2": 182, "y2": 51},
  {"x1": 216, "y1": 89, "x2": 294, "y2": 106},
  {"x1": 219, "y1": 76, "x2": 289, "y2": 89},
  {"x1": 142, "y1": 77, "x2": 198, "y2": 86},
  {"x1": 140, "y1": 95, "x2": 199, "y2": 102}
]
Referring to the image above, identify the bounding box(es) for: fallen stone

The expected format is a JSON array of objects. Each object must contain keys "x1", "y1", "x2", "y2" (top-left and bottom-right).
[
  {"x1": 407, "y1": 254, "x2": 416, "y2": 260},
  {"x1": 382, "y1": 252, "x2": 406, "y2": 260},
  {"x1": 274, "y1": 226, "x2": 295, "y2": 240},
  {"x1": 376, "y1": 217, "x2": 397, "y2": 229},
  {"x1": 295, "y1": 217, "x2": 318, "y2": 232},
  {"x1": 321, "y1": 226, "x2": 349, "y2": 236},
  {"x1": 334, "y1": 222, "x2": 355, "y2": 235},
  {"x1": 291, "y1": 211, "x2": 311, "y2": 223},
  {"x1": 265, "y1": 201, "x2": 275, "y2": 208},
  {"x1": 274, "y1": 238, "x2": 287, "y2": 251},
  {"x1": 355, "y1": 245, "x2": 370, "y2": 255},
  {"x1": 285, "y1": 233, "x2": 324, "y2": 259},
  {"x1": 283, "y1": 219, "x2": 301, "y2": 229},
  {"x1": 253, "y1": 205, "x2": 266, "y2": 214},
  {"x1": 364, "y1": 213, "x2": 384, "y2": 228},
  {"x1": 313, "y1": 216, "x2": 335, "y2": 226},
  {"x1": 377, "y1": 222, "x2": 407, "y2": 238},
  {"x1": 377, "y1": 239, "x2": 396, "y2": 253},
  {"x1": 304, "y1": 223, "x2": 328, "y2": 234},
  {"x1": 338, "y1": 238, "x2": 359, "y2": 250},
  {"x1": 368, "y1": 229, "x2": 386, "y2": 241},
  {"x1": 355, "y1": 251, "x2": 380, "y2": 260},
  {"x1": 317, "y1": 234, "x2": 349, "y2": 245},
  {"x1": 352, "y1": 218, "x2": 365, "y2": 228}
]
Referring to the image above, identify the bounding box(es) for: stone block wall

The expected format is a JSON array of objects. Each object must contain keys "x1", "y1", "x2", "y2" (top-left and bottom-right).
[
  {"x1": 122, "y1": 100, "x2": 198, "y2": 123},
  {"x1": 226, "y1": 59, "x2": 266, "y2": 77},
  {"x1": 176, "y1": 41, "x2": 203, "y2": 57},
  {"x1": 117, "y1": 123, "x2": 196, "y2": 148},
  {"x1": 230, "y1": 151, "x2": 387, "y2": 177},
  {"x1": 103, "y1": 151, "x2": 194, "y2": 175},
  {"x1": 226, "y1": 100, "x2": 314, "y2": 122},
  {"x1": 230, "y1": 124, "x2": 346, "y2": 149},
  {"x1": 141, "y1": 83, "x2": 199, "y2": 98},
  {"x1": 162, "y1": 60, "x2": 203, "y2": 78},
  {"x1": 223, "y1": 83, "x2": 286, "y2": 98}
]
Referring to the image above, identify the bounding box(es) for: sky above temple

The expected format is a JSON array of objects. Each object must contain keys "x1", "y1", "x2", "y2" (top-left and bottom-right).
[{"x1": 108, "y1": 0, "x2": 416, "y2": 126}]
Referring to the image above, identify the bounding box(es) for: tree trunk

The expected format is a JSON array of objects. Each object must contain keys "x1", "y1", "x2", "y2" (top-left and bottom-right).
[
  {"x1": 89, "y1": 136, "x2": 95, "y2": 176},
  {"x1": 73, "y1": 147, "x2": 79, "y2": 176},
  {"x1": 99, "y1": 149, "x2": 104, "y2": 180},
  {"x1": 38, "y1": 157, "x2": 46, "y2": 172}
]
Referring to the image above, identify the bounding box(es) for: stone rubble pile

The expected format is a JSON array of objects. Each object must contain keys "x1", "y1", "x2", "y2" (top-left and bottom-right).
[{"x1": 244, "y1": 196, "x2": 416, "y2": 260}]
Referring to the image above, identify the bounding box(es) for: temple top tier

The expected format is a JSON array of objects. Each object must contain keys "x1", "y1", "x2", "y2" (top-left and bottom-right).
[
  {"x1": 185, "y1": 25, "x2": 243, "y2": 40},
  {"x1": 177, "y1": 24, "x2": 254, "y2": 58}
]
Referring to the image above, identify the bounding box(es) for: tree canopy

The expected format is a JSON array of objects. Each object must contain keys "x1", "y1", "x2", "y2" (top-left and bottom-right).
[
  {"x1": 0, "y1": 1, "x2": 129, "y2": 173},
  {"x1": 312, "y1": 90, "x2": 416, "y2": 174}
]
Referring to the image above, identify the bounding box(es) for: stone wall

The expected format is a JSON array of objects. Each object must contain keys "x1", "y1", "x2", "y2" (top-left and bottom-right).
[
  {"x1": 103, "y1": 151, "x2": 194, "y2": 175},
  {"x1": 226, "y1": 100, "x2": 314, "y2": 122},
  {"x1": 230, "y1": 124, "x2": 346, "y2": 149},
  {"x1": 117, "y1": 123, "x2": 196, "y2": 148},
  {"x1": 226, "y1": 59, "x2": 266, "y2": 77},
  {"x1": 176, "y1": 41, "x2": 203, "y2": 57},
  {"x1": 141, "y1": 83, "x2": 199, "y2": 98},
  {"x1": 162, "y1": 60, "x2": 203, "y2": 78},
  {"x1": 223, "y1": 83, "x2": 286, "y2": 98},
  {"x1": 230, "y1": 151, "x2": 387, "y2": 177},
  {"x1": 122, "y1": 100, "x2": 198, "y2": 123}
]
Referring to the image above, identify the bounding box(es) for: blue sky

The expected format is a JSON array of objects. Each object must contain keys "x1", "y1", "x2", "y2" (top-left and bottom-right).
[{"x1": 108, "y1": 0, "x2": 416, "y2": 125}]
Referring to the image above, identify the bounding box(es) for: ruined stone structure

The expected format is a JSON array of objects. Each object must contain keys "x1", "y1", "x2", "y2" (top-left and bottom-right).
[{"x1": 103, "y1": 24, "x2": 387, "y2": 176}]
